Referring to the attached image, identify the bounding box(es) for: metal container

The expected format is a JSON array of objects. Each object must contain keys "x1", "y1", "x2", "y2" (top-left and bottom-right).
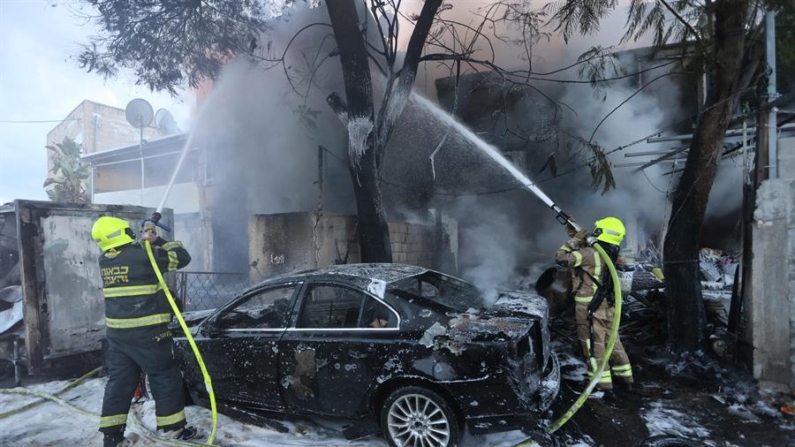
[{"x1": 0, "y1": 200, "x2": 173, "y2": 375}]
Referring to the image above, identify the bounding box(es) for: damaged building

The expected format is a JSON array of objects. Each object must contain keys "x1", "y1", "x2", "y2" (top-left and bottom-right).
[{"x1": 22, "y1": 4, "x2": 795, "y2": 393}]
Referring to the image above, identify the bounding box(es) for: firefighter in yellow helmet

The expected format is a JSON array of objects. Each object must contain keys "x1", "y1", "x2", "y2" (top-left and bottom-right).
[
  {"x1": 91, "y1": 216, "x2": 196, "y2": 447},
  {"x1": 555, "y1": 217, "x2": 634, "y2": 391}
]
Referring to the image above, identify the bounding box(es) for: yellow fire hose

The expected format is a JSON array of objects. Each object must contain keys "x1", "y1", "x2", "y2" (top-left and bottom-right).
[
  {"x1": 144, "y1": 240, "x2": 218, "y2": 445},
  {"x1": 513, "y1": 243, "x2": 623, "y2": 446},
  {"x1": 0, "y1": 366, "x2": 102, "y2": 420}
]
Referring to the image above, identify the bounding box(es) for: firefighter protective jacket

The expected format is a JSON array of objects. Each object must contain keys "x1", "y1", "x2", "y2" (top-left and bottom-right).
[
  {"x1": 99, "y1": 238, "x2": 191, "y2": 330},
  {"x1": 555, "y1": 238, "x2": 602, "y2": 305}
]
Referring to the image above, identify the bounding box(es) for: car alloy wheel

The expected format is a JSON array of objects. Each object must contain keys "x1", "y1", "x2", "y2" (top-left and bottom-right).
[{"x1": 385, "y1": 389, "x2": 456, "y2": 447}]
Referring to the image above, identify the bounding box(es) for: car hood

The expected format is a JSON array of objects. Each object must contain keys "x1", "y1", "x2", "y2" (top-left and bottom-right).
[
  {"x1": 491, "y1": 291, "x2": 549, "y2": 320},
  {"x1": 421, "y1": 292, "x2": 548, "y2": 346}
]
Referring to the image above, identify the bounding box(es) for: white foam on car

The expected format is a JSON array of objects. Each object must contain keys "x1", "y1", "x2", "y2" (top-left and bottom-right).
[{"x1": 366, "y1": 279, "x2": 386, "y2": 299}]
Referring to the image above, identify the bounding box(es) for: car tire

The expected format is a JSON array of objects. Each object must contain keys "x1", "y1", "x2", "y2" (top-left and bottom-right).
[{"x1": 380, "y1": 385, "x2": 461, "y2": 447}]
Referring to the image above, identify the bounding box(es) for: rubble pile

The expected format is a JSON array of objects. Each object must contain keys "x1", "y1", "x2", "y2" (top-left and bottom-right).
[
  {"x1": 699, "y1": 248, "x2": 739, "y2": 286},
  {"x1": 698, "y1": 248, "x2": 739, "y2": 326}
]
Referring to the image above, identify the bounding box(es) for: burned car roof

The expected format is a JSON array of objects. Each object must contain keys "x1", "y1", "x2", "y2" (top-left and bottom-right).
[{"x1": 257, "y1": 263, "x2": 429, "y2": 287}]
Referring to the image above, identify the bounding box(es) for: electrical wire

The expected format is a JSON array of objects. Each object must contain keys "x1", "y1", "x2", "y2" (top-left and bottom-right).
[
  {"x1": 0, "y1": 119, "x2": 80, "y2": 124},
  {"x1": 642, "y1": 169, "x2": 669, "y2": 194}
]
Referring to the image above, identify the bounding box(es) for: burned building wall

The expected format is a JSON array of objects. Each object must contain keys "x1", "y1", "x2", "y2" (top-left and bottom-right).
[{"x1": 248, "y1": 213, "x2": 451, "y2": 283}]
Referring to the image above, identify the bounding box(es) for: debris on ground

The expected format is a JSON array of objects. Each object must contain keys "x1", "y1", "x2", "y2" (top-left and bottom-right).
[{"x1": 547, "y1": 292, "x2": 795, "y2": 447}]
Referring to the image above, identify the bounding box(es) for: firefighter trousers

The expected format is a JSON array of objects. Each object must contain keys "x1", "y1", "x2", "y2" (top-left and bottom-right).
[
  {"x1": 99, "y1": 325, "x2": 186, "y2": 434},
  {"x1": 575, "y1": 301, "x2": 634, "y2": 389}
]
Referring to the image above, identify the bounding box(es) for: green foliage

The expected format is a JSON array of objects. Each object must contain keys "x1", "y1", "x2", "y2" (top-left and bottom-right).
[
  {"x1": 587, "y1": 142, "x2": 615, "y2": 193},
  {"x1": 544, "y1": 0, "x2": 619, "y2": 43},
  {"x1": 44, "y1": 137, "x2": 90, "y2": 204},
  {"x1": 544, "y1": 0, "x2": 780, "y2": 193},
  {"x1": 622, "y1": 0, "x2": 705, "y2": 47},
  {"x1": 77, "y1": 0, "x2": 269, "y2": 94},
  {"x1": 576, "y1": 46, "x2": 622, "y2": 100}
]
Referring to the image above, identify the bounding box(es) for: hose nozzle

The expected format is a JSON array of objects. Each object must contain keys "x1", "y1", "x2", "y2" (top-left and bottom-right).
[{"x1": 141, "y1": 211, "x2": 171, "y2": 233}]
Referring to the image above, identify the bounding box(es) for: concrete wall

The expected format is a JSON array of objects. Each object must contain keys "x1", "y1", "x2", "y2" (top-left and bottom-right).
[
  {"x1": 779, "y1": 137, "x2": 795, "y2": 180},
  {"x1": 47, "y1": 101, "x2": 162, "y2": 156},
  {"x1": 248, "y1": 212, "x2": 444, "y2": 283},
  {"x1": 747, "y1": 178, "x2": 795, "y2": 386}
]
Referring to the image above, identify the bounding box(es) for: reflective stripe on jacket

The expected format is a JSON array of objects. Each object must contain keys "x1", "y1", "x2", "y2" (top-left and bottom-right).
[
  {"x1": 99, "y1": 238, "x2": 191, "y2": 329},
  {"x1": 555, "y1": 240, "x2": 602, "y2": 303}
]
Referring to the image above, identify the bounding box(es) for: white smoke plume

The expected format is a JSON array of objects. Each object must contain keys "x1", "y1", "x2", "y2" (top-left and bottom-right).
[
  {"x1": 415, "y1": 1, "x2": 740, "y2": 292},
  {"x1": 179, "y1": 1, "x2": 743, "y2": 287},
  {"x1": 453, "y1": 197, "x2": 523, "y2": 305},
  {"x1": 188, "y1": 4, "x2": 353, "y2": 271}
]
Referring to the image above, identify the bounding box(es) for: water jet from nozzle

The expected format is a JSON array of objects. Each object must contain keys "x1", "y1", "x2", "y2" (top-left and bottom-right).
[{"x1": 411, "y1": 93, "x2": 581, "y2": 231}]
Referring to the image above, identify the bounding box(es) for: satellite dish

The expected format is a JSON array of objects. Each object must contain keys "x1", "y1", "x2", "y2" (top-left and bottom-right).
[
  {"x1": 125, "y1": 98, "x2": 154, "y2": 129},
  {"x1": 155, "y1": 108, "x2": 178, "y2": 135}
]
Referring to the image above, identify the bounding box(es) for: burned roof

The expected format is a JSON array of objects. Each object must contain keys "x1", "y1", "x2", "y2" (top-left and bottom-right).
[{"x1": 293, "y1": 263, "x2": 428, "y2": 284}]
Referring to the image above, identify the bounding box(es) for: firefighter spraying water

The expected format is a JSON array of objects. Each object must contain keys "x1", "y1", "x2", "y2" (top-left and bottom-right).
[
  {"x1": 141, "y1": 139, "x2": 220, "y2": 446},
  {"x1": 555, "y1": 217, "x2": 634, "y2": 391},
  {"x1": 412, "y1": 94, "x2": 625, "y2": 444},
  {"x1": 93, "y1": 135, "x2": 218, "y2": 447},
  {"x1": 91, "y1": 216, "x2": 197, "y2": 447}
]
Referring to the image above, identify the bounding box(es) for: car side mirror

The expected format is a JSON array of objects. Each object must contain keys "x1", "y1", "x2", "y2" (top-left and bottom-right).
[{"x1": 200, "y1": 320, "x2": 221, "y2": 338}]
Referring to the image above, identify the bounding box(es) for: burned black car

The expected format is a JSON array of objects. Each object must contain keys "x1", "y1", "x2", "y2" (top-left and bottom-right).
[{"x1": 173, "y1": 264, "x2": 560, "y2": 447}]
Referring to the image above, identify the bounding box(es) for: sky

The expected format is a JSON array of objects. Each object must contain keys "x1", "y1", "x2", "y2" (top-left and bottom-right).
[{"x1": 0, "y1": 0, "x2": 193, "y2": 205}]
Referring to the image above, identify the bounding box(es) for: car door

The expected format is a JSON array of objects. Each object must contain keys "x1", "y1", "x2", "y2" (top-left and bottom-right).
[
  {"x1": 193, "y1": 282, "x2": 302, "y2": 411},
  {"x1": 278, "y1": 281, "x2": 400, "y2": 417}
]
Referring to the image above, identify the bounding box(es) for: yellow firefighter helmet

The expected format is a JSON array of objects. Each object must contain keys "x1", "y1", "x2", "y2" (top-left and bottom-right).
[
  {"x1": 91, "y1": 216, "x2": 134, "y2": 251},
  {"x1": 593, "y1": 217, "x2": 625, "y2": 246}
]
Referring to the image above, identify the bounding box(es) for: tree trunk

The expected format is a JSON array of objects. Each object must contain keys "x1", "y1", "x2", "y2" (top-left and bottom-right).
[
  {"x1": 375, "y1": 0, "x2": 443, "y2": 165},
  {"x1": 663, "y1": 0, "x2": 749, "y2": 352},
  {"x1": 327, "y1": 0, "x2": 392, "y2": 263}
]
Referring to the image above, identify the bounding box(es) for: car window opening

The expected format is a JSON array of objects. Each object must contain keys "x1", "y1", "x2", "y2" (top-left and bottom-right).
[
  {"x1": 393, "y1": 272, "x2": 483, "y2": 312},
  {"x1": 216, "y1": 285, "x2": 296, "y2": 330},
  {"x1": 297, "y1": 285, "x2": 398, "y2": 330}
]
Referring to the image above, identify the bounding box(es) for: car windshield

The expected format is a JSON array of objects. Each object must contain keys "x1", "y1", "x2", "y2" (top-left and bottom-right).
[{"x1": 392, "y1": 272, "x2": 483, "y2": 312}]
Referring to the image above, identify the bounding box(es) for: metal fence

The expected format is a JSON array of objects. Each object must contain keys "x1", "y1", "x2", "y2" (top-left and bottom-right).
[{"x1": 174, "y1": 271, "x2": 249, "y2": 312}]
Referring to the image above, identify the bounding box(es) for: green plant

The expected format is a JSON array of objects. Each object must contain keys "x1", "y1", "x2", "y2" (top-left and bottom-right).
[{"x1": 43, "y1": 137, "x2": 90, "y2": 204}]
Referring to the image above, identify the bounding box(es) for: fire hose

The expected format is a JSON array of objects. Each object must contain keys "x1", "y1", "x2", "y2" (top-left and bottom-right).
[
  {"x1": 0, "y1": 366, "x2": 102, "y2": 420},
  {"x1": 141, "y1": 139, "x2": 218, "y2": 445}
]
